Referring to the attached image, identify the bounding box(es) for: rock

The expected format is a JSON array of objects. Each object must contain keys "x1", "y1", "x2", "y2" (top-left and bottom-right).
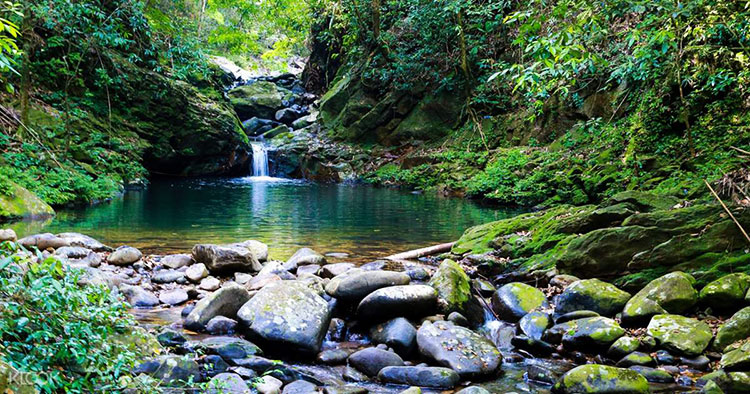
[
  {"x1": 621, "y1": 272, "x2": 698, "y2": 324},
  {"x1": 647, "y1": 314, "x2": 713, "y2": 356},
  {"x1": 200, "y1": 276, "x2": 221, "y2": 291},
  {"x1": 207, "y1": 372, "x2": 250, "y2": 393},
  {"x1": 326, "y1": 270, "x2": 410, "y2": 300},
  {"x1": 378, "y1": 366, "x2": 460, "y2": 388},
  {"x1": 721, "y1": 341, "x2": 750, "y2": 370},
  {"x1": 156, "y1": 329, "x2": 186, "y2": 348},
  {"x1": 207, "y1": 316, "x2": 238, "y2": 335},
  {"x1": 348, "y1": 347, "x2": 404, "y2": 377},
  {"x1": 473, "y1": 279, "x2": 495, "y2": 296},
  {"x1": 256, "y1": 375, "x2": 283, "y2": 394},
  {"x1": 258, "y1": 260, "x2": 288, "y2": 277},
  {"x1": 152, "y1": 269, "x2": 185, "y2": 284},
  {"x1": 183, "y1": 264, "x2": 208, "y2": 284},
  {"x1": 237, "y1": 281, "x2": 331, "y2": 353},
  {"x1": 161, "y1": 254, "x2": 193, "y2": 269},
  {"x1": 519, "y1": 311, "x2": 552, "y2": 341},
  {"x1": 296, "y1": 265, "x2": 320, "y2": 276},
  {"x1": 617, "y1": 352, "x2": 654, "y2": 367},
  {"x1": 555, "y1": 310, "x2": 599, "y2": 324},
  {"x1": 716, "y1": 306, "x2": 750, "y2": 351},
  {"x1": 283, "y1": 380, "x2": 318, "y2": 394},
  {"x1": 700, "y1": 273, "x2": 750, "y2": 311},
  {"x1": 57, "y1": 232, "x2": 110, "y2": 251},
  {"x1": 701, "y1": 369, "x2": 750, "y2": 393},
  {"x1": 608, "y1": 337, "x2": 641, "y2": 359},
  {"x1": 120, "y1": 284, "x2": 159, "y2": 307},
  {"x1": 456, "y1": 387, "x2": 491, "y2": 394},
  {"x1": 428, "y1": 259, "x2": 471, "y2": 314},
  {"x1": 554, "y1": 279, "x2": 630, "y2": 317},
  {"x1": 369, "y1": 317, "x2": 417, "y2": 356},
  {"x1": 228, "y1": 81, "x2": 285, "y2": 119},
  {"x1": 323, "y1": 386, "x2": 368, "y2": 394},
  {"x1": 159, "y1": 289, "x2": 189, "y2": 305},
  {"x1": 317, "y1": 348, "x2": 354, "y2": 365},
  {"x1": 246, "y1": 274, "x2": 281, "y2": 291},
  {"x1": 342, "y1": 365, "x2": 369, "y2": 383},
  {"x1": 192, "y1": 243, "x2": 264, "y2": 273},
  {"x1": 549, "y1": 275, "x2": 580, "y2": 289},
  {"x1": 287, "y1": 247, "x2": 326, "y2": 268},
  {"x1": 320, "y1": 263, "x2": 354, "y2": 278},
  {"x1": 18, "y1": 232, "x2": 67, "y2": 250},
  {"x1": 552, "y1": 364, "x2": 649, "y2": 394},
  {"x1": 357, "y1": 285, "x2": 437, "y2": 320},
  {"x1": 654, "y1": 350, "x2": 676, "y2": 365},
  {"x1": 416, "y1": 320, "x2": 501, "y2": 376},
  {"x1": 0, "y1": 228, "x2": 17, "y2": 242},
  {"x1": 194, "y1": 336, "x2": 263, "y2": 360},
  {"x1": 543, "y1": 317, "x2": 625, "y2": 348},
  {"x1": 53, "y1": 246, "x2": 91, "y2": 259},
  {"x1": 276, "y1": 107, "x2": 306, "y2": 124},
  {"x1": 107, "y1": 246, "x2": 142, "y2": 265},
  {"x1": 447, "y1": 311, "x2": 469, "y2": 326},
  {"x1": 150, "y1": 355, "x2": 202, "y2": 386},
  {"x1": 491, "y1": 282, "x2": 548, "y2": 321},
  {"x1": 184, "y1": 283, "x2": 251, "y2": 331},
  {"x1": 681, "y1": 355, "x2": 710, "y2": 371},
  {"x1": 628, "y1": 366, "x2": 674, "y2": 384}
]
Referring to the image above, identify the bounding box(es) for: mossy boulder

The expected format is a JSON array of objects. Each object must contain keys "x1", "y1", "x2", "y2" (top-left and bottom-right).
[
  {"x1": 647, "y1": 314, "x2": 713, "y2": 356},
  {"x1": 721, "y1": 341, "x2": 750, "y2": 371},
  {"x1": 429, "y1": 259, "x2": 472, "y2": 315},
  {"x1": 699, "y1": 273, "x2": 750, "y2": 312},
  {"x1": 491, "y1": 282, "x2": 548, "y2": 321},
  {"x1": 554, "y1": 279, "x2": 631, "y2": 317},
  {"x1": 228, "y1": 81, "x2": 285, "y2": 120},
  {"x1": 544, "y1": 316, "x2": 625, "y2": 349},
  {"x1": 621, "y1": 272, "x2": 698, "y2": 324},
  {"x1": 701, "y1": 369, "x2": 750, "y2": 394},
  {"x1": 608, "y1": 336, "x2": 642, "y2": 359},
  {"x1": 715, "y1": 307, "x2": 750, "y2": 352},
  {"x1": 519, "y1": 311, "x2": 552, "y2": 341},
  {"x1": 552, "y1": 364, "x2": 649, "y2": 394},
  {"x1": 0, "y1": 182, "x2": 54, "y2": 222},
  {"x1": 416, "y1": 320, "x2": 501, "y2": 376}
]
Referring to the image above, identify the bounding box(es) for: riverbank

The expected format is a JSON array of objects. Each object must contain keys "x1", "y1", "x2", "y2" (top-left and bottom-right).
[{"x1": 3, "y1": 190, "x2": 750, "y2": 393}]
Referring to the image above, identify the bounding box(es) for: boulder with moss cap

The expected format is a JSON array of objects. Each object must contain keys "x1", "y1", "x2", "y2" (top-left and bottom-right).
[
  {"x1": 552, "y1": 364, "x2": 649, "y2": 394},
  {"x1": 621, "y1": 271, "x2": 697, "y2": 325}
]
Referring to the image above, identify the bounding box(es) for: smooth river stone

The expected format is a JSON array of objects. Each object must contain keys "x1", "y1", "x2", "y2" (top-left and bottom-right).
[
  {"x1": 378, "y1": 366, "x2": 460, "y2": 388},
  {"x1": 356, "y1": 285, "x2": 437, "y2": 320},
  {"x1": 107, "y1": 245, "x2": 142, "y2": 265},
  {"x1": 192, "y1": 241, "x2": 265, "y2": 273},
  {"x1": 326, "y1": 270, "x2": 411, "y2": 300},
  {"x1": 416, "y1": 320, "x2": 501, "y2": 376},
  {"x1": 184, "y1": 283, "x2": 251, "y2": 331}
]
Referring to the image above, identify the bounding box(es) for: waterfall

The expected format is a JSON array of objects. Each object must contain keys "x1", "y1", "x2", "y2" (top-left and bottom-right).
[{"x1": 250, "y1": 142, "x2": 269, "y2": 177}]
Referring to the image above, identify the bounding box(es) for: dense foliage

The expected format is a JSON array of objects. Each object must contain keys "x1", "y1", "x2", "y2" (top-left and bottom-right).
[{"x1": 0, "y1": 242, "x2": 146, "y2": 392}]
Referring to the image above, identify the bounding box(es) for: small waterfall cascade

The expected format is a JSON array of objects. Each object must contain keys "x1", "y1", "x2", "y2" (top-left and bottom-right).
[{"x1": 250, "y1": 142, "x2": 269, "y2": 177}]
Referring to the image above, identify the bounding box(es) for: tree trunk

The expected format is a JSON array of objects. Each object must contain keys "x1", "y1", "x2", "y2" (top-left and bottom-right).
[{"x1": 372, "y1": 0, "x2": 380, "y2": 43}]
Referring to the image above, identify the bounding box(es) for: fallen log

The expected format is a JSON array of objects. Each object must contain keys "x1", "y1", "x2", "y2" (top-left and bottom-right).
[{"x1": 385, "y1": 242, "x2": 456, "y2": 261}]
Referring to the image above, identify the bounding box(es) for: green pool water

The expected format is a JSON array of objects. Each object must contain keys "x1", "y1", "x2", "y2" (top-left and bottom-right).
[{"x1": 13, "y1": 177, "x2": 517, "y2": 261}]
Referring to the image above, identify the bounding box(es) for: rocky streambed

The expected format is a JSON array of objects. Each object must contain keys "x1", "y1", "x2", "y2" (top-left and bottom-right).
[{"x1": 3, "y1": 225, "x2": 750, "y2": 394}]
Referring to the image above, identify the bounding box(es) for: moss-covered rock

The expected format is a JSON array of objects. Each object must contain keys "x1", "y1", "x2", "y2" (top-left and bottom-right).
[
  {"x1": 228, "y1": 81, "x2": 285, "y2": 120},
  {"x1": 700, "y1": 273, "x2": 750, "y2": 312},
  {"x1": 621, "y1": 272, "x2": 697, "y2": 324},
  {"x1": 545, "y1": 316, "x2": 626, "y2": 349},
  {"x1": 0, "y1": 182, "x2": 55, "y2": 222},
  {"x1": 428, "y1": 259, "x2": 472, "y2": 315},
  {"x1": 554, "y1": 279, "x2": 631, "y2": 317},
  {"x1": 519, "y1": 311, "x2": 552, "y2": 341},
  {"x1": 647, "y1": 314, "x2": 713, "y2": 356},
  {"x1": 552, "y1": 364, "x2": 649, "y2": 394},
  {"x1": 721, "y1": 341, "x2": 750, "y2": 371},
  {"x1": 715, "y1": 307, "x2": 750, "y2": 352},
  {"x1": 608, "y1": 336, "x2": 642, "y2": 359},
  {"x1": 491, "y1": 282, "x2": 548, "y2": 321}
]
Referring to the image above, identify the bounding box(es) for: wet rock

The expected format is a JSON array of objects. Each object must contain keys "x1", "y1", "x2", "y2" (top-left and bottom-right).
[
  {"x1": 628, "y1": 366, "x2": 674, "y2": 383},
  {"x1": 456, "y1": 388, "x2": 491, "y2": 394},
  {"x1": 192, "y1": 241, "x2": 266, "y2": 273},
  {"x1": 721, "y1": 341, "x2": 750, "y2": 370},
  {"x1": 200, "y1": 276, "x2": 221, "y2": 291},
  {"x1": 716, "y1": 306, "x2": 750, "y2": 351},
  {"x1": 647, "y1": 314, "x2": 712, "y2": 356},
  {"x1": 256, "y1": 375, "x2": 283, "y2": 394},
  {"x1": 159, "y1": 289, "x2": 189, "y2": 305},
  {"x1": 287, "y1": 247, "x2": 326, "y2": 268},
  {"x1": 700, "y1": 273, "x2": 750, "y2": 311},
  {"x1": 473, "y1": 279, "x2": 495, "y2": 296},
  {"x1": 342, "y1": 365, "x2": 369, "y2": 382},
  {"x1": 447, "y1": 311, "x2": 469, "y2": 327},
  {"x1": 207, "y1": 316, "x2": 238, "y2": 335},
  {"x1": 204, "y1": 354, "x2": 231, "y2": 375},
  {"x1": 283, "y1": 380, "x2": 318, "y2": 394},
  {"x1": 681, "y1": 355, "x2": 710, "y2": 371},
  {"x1": 327, "y1": 318, "x2": 346, "y2": 342},
  {"x1": 552, "y1": 364, "x2": 649, "y2": 394},
  {"x1": 378, "y1": 366, "x2": 460, "y2": 388},
  {"x1": 237, "y1": 281, "x2": 331, "y2": 353},
  {"x1": 149, "y1": 355, "x2": 202, "y2": 386},
  {"x1": 317, "y1": 348, "x2": 354, "y2": 365},
  {"x1": 323, "y1": 386, "x2": 368, "y2": 394},
  {"x1": 152, "y1": 269, "x2": 185, "y2": 284},
  {"x1": 416, "y1": 320, "x2": 501, "y2": 376},
  {"x1": 326, "y1": 270, "x2": 410, "y2": 300},
  {"x1": 184, "y1": 283, "x2": 251, "y2": 331},
  {"x1": 617, "y1": 352, "x2": 654, "y2": 367},
  {"x1": 276, "y1": 107, "x2": 307, "y2": 124},
  {"x1": 161, "y1": 254, "x2": 193, "y2": 269},
  {"x1": 429, "y1": 259, "x2": 471, "y2": 315},
  {"x1": 554, "y1": 310, "x2": 599, "y2": 324},
  {"x1": 348, "y1": 347, "x2": 404, "y2": 377},
  {"x1": 549, "y1": 274, "x2": 580, "y2": 289},
  {"x1": 554, "y1": 279, "x2": 630, "y2": 317},
  {"x1": 206, "y1": 372, "x2": 250, "y2": 393},
  {"x1": 0, "y1": 228, "x2": 17, "y2": 242},
  {"x1": 194, "y1": 336, "x2": 263, "y2": 361},
  {"x1": 655, "y1": 350, "x2": 676, "y2": 365},
  {"x1": 369, "y1": 317, "x2": 417, "y2": 356},
  {"x1": 608, "y1": 337, "x2": 641, "y2": 359},
  {"x1": 491, "y1": 282, "x2": 548, "y2": 322},
  {"x1": 186, "y1": 263, "x2": 209, "y2": 282},
  {"x1": 357, "y1": 285, "x2": 437, "y2": 320},
  {"x1": 108, "y1": 246, "x2": 142, "y2": 265},
  {"x1": 510, "y1": 335, "x2": 556, "y2": 356},
  {"x1": 156, "y1": 329, "x2": 187, "y2": 348},
  {"x1": 519, "y1": 311, "x2": 552, "y2": 341},
  {"x1": 621, "y1": 272, "x2": 697, "y2": 324},
  {"x1": 406, "y1": 267, "x2": 430, "y2": 281},
  {"x1": 120, "y1": 284, "x2": 159, "y2": 307},
  {"x1": 320, "y1": 262, "x2": 355, "y2": 278},
  {"x1": 228, "y1": 81, "x2": 285, "y2": 119},
  {"x1": 544, "y1": 317, "x2": 625, "y2": 349}
]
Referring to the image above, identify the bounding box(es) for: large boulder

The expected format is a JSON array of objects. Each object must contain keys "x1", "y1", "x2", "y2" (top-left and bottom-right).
[
  {"x1": 348, "y1": 347, "x2": 404, "y2": 377},
  {"x1": 237, "y1": 281, "x2": 331, "y2": 353},
  {"x1": 429, "y1": 259, "x2": 472, "y2": 314},
  {"x1": 191, "y1": 336, "x2": 263, "y2": 360},
  {"x1": 107, "y1": 246, "x2": 142, "y2": 265},
  {"x1": 0, "y1": 182, "x2": 55, "y2": 222},
  {"x1": 543, "y1": 317, "x2": 625, "y2": 349},
  {"x1": 57, "y1": 232, "x2": 110, "y2": 251},
  {"x1": 120, "y1": 285, "x2": 159, "y2": 308},
  {"x1": 554, "y1": 279, "x2": 630, "y2": 317},
  {"x1": 416, "y1": 320, "x2": 501, "y2": 376},
  {"x1": 552, "y1": 364, "x2": 649, "y2": 394},
  {"x1": 369, "y1": 317, "x2": 417, "y2": 356},
  {"x1": 721, "y1": 341, "x2": 750, "y2": 371},
  {"x1": 621, "y1": 272, "x2": 697, "y2": 324},
  {"x1": 326, "y1": 270, "x2": 410, "y2": 300},
  {"x1": 228, "y1": 81, "x2": 285, "y2": 120},
  {"x1": 286, "y1": 247, "x2": 326, "y2": 268},
  {"x1": 356, "y1": 285, "x2": 437, "y2": 320},
  {"x1": 491, "y1": 282, "x2": 548, "y2": 322},
  {"x1": 192, "y1": 241, "x2": 267, "y2": 273},
  {"x1": 378, "y1": 366, "x2": 460, "y2": 389},
  {"x1": 646, "y1": 314, "x2": 713, "y2": 356},
  {"x1": 184, "y1": 284, "x2": 251, "y2": 331},
  {"x1": 716, "y1": 307, "x2": 750, "y2": 352},
  {"x1": 699, "y1": 273, "x2": 750, "y2": 311}
]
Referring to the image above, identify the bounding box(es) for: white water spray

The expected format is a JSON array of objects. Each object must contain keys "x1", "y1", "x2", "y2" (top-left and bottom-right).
[{"x1": 251, "y1": 142, "x2": 269, "y2": 177}]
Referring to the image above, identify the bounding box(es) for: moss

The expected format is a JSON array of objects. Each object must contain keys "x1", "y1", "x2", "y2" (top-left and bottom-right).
[
  {"x1": 0, "y1": 182, "x2": 55, "y2": 222},
  {"x1": 428, "y1": 259, "x2": 472, "y2": 314}
]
